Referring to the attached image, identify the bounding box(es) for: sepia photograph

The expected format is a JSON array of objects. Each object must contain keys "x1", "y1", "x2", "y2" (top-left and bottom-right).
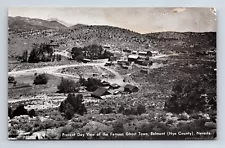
[{"x1": 7, "y1": 7, "x2": 216, "y2": 140}]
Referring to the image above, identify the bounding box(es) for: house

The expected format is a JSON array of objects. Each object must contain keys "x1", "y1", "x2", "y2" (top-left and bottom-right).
[
  {"x1": 91, "y1": 87, "x2": 111, "y2": 99},
  {"x1": 128, "y1": 54, "x2": 139, "y2": 62},
  {"x1": 124, "y1": 84, "x2": 139, "y2": 93},
  {"x1": 132, "y1": 51, "x2": 138, "y2": 54},
  {"x1": 110, "y1": 83, "x2": 120, "y2": 89}
]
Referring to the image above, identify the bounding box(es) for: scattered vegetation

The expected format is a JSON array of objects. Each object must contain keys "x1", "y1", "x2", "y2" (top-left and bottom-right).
[
  {"x1": 57, "y1": 78, "x2": 80, "y2": 93},
  {"x1": 59, "y1": 93, "x2": 87, "y2": 119},
  {"x1": 33, "y1": 73, "x2": 48, "y2": 85},
  {"x1": 164, "y1": 79, "x2": 207, "y2": 114}
]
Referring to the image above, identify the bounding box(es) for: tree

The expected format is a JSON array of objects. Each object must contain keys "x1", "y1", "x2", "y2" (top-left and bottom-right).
[
  {"x1": 57, "y1": 78, "x2": 80, "y2": 93},
  {"x1": 8, "y1": 76, "x2": 15, "y2": 83},
  {"x1": 59, "y1": 93, "x2": 87, "y2": 119},
  {"x1": 164, "y1": 79, "x2": 207, "y2": 114},
  {"x1": 33, "y1": 74, "x2": 48, "y2": 85},
  {"x1": 82, "y1": 78, "x2": 102, "y2": 92},
  {"x1": 71, "y1": 47, "x2": 83, "y2": 59},
  {"x1": 21, "y1": 50, "x2": 28, "y2": 62},
  {"x1": 12, "y1": 105, "x2": 28, "y2": 117}
]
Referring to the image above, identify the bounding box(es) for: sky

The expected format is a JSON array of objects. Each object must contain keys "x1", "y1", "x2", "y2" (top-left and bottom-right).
[{"x1": 8, "y1": 7, "x2": 217, "y2": 33}]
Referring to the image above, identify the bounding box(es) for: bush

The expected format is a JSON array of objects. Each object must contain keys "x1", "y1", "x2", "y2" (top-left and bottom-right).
[
  {"x1": 79, "y1": 78, "x2": 102, "y2": 92},
  {"x1": 33, "y1": 73, "x2": 48, "y2": 85},
  {"x1": 164, "y1": 80, "x2": 207, "y2": 114},
  {"x1": 59, "y1": 93, "x2": 87, "y2": 119},
  {"x1": 8, "y1": 76, "x2": 15, "y2": 83},
  {"x1": 137, "y1": 104, "x2": 146, "y2": 115},
  {"x1": 12, "y1": 105, "x2": 28, "y2": 117},
  {"x1": 99, "y1": 107, "x2": 114, "y2": 114},
  {"x1": 28, "y1": 109, "x2": 36, "y2": 117},
  {"x1": 8, "y1": 107, "x2": 13, "y2": 119},
  {"x1": 57, "y1": 78, "x2": 80, "y2": 93}
]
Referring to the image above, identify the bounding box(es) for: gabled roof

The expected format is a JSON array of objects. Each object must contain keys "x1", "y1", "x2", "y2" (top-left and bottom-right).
[{"x1": 91, "y1": 87, "x2": 110, "y2": 98}]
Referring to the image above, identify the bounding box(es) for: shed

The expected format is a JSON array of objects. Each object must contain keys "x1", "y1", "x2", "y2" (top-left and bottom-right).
[
  {"x1": 110, "y1": 83, "x2": 120, "y2": 89},
  {"x1": 128, "y1": 54, "x2": 139, "y2": 62},
  {"x1": 91, "y1": 87, "x2": 111, "y2": 99},
  {"x1": 124, "y1": 84, "x2": 139, "y2": 93}
]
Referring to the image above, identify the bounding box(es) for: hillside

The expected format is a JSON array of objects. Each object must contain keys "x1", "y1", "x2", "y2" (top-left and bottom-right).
[
  {"x1": 8, "y1": 16, "x2": 67, "y2": 32},
  {"x1": 144, "y1": 32, "x2": 216, "y2": 52},
  {"x1": 8, "y1": 16, "x2": 216, "y2": 59}
]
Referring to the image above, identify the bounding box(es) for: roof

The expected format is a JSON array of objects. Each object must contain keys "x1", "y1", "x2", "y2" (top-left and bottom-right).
[
  {"x1": 110, "y1": 83, "x2": 120, "y2": 88},
  {"x1": 138, "y1": 51, "x2": 147, "y2": 54},
  {"x1": 128, "y1": 54, "x2": 139, "y2": 59},
  {"x1": 91, "y1": 87, "x2": 110, "y2": 98}
]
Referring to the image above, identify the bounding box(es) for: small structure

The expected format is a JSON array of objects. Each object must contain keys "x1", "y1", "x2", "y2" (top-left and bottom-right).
[
  {"x1": 110, "y1": 83, "x2": 120, "y2": 89},
  {"x1": 151, "y1": 51, "x2": 159, "y2": 56},
  {"x1": 123, "y1": 49, "x2": 131, "y2": 53},
  {"x1": 124, "y1": 84, "x2": 139, "y2": 93},
  {"x1": 128, "y1": 54, "x2": 139, "y2": 62},
  {"x1": 104, "y1": 62, "x2": 113, "y2": 66},
  {"x1": 121, "y1": 65, "x2": 129, "y2": 69},
  {"x1": 101, "y1": 81, "x2": 110, "y2": 86},
  {"x1": 91, "y1": 87, "x2": 111, "y2": 99},
  {"x1": 140, "y1": 69, "x2": 149, "y2": 74},
  {"x1": 82, "y1": 58, "x2": 91, "y2": 63},
  {"x1": 138, "y1": 51, "x2": 148, "y2": 56}
]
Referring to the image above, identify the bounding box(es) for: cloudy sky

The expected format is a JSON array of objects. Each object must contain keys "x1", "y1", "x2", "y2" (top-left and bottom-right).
[{"x1": 8, "y1": 7, "x2": 216, "y2": 33}]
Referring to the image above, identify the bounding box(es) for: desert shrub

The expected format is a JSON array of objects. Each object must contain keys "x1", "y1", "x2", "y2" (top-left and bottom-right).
[
  {"x1": 33, "y1": 73, "x2": 48, "y2": 85},
  {"x1": 8, "y1": 76, "x2": 15, "y2": 83},
  {"x1": 79, "y1": 77, "x2": 102, "y2": 92},
  {"x1": 12, "y1": 105, "x2": 28, "y2": 117},
  {"x1": 28, "y1": 109, "x2": 36, "y2": 117},
  {"x1": 8, "y1": 128, "x2": 19, "y2": 138},
  {"x1": 59, "y1": 93, "x2": 87, "y2": 119},
  {"x1": 118, "y1": 105, "x2": 125, "y2": 113},
  {"x1": 8, "y1": 107, "x2": 13, "y2": 119},
  {"x1": 21, "y1": 50, "x2": 28, "y2": 62},
  {"x1": 137, "y1": 104, "x2": 146, "y2": 115},
  {"x1": 57, "y1": 78, "x2": 80, "y2": 93},
  {"x1": 99, "y1": 107, "x2": 113, "y2": 114},
  {"x1": 112, "y1": 120, "x2": 125, "y2": 133},
  {"x1": 123, "y1": 107, "x2": 138, "y2": 115},
  {"x1": 164, "y1": 80, "x2": 207, "y2": 114},
  {"x1": 28, "y1": 43, "x2": 54, "y2": 63}
]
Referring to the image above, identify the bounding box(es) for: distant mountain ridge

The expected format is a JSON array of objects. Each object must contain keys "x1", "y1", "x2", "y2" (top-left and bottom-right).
[{"x1": 8, "y1": 16, "x2": 68, "y2": 31}]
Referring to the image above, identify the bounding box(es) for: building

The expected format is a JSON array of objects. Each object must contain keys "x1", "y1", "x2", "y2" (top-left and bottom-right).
[
  {"x1": 138, "y1": 51, "x2": 148, "y2": 56},
  {"x1": 124, "y1": 84, "x2": 139, "y2": 93},
  {"x1": 151, "y1": 51, "x2": 159, "y2": 56},
  {"x1": 110, "y1": 83, "x2": 120, "y2": 89},
  {"x1": 82, "y1": 58, "x2": 91, "y2": 63},
  {"x1": 132, "y1": 51, "x2": 138, "y2": 54},
  {"x1": 140, "y1": 69, "x2": 149, "y2": 74},
  {"x1": 128, "y1": 54, "x2": 139, "y2": 62},
  {"x1": 91, "y1": 87, "x2": 111, "y2": 99}
]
